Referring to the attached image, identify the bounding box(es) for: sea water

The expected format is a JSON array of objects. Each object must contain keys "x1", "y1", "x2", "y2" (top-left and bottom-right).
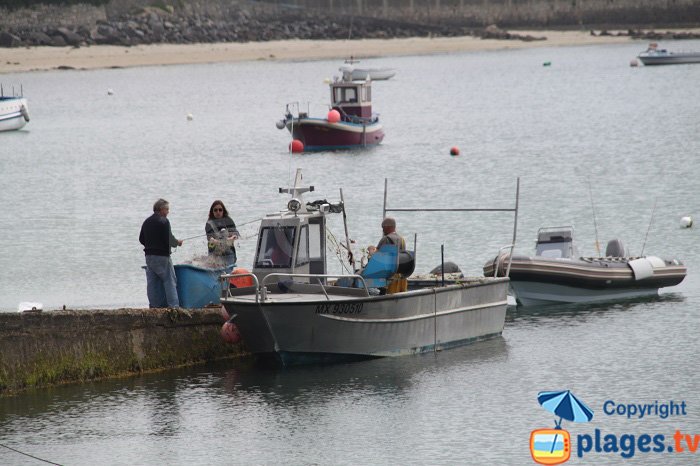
[{"x1": 1, "y1": 40, "x2": 699, "y2": 464}]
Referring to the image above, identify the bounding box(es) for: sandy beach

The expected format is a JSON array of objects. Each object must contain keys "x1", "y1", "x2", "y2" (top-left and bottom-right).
[{"x1": 0, "y1": 30, "x2": 654, "y2": 74}]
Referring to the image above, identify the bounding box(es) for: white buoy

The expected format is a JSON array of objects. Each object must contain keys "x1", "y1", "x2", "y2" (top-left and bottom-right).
[
  {"x1": 680, "y1": 216, "x2": 693, "y2": 228},
  {"x1": 186, "y1": 113, "x2": 193, "y2": 121},
  {"x1": 107, "y1": 88, "x2": 114, "y2": 95},
  {"x1": 629, "y1": 59, "x2": 639, "y2": 67}
]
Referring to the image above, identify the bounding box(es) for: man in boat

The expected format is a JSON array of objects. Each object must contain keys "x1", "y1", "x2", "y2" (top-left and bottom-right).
[
  {"x1": 368, "y1": 217, "x2": 408, "y2": 294},
  {"x1": 139, "y1": 198, "x2": 183, "y2": 308}
]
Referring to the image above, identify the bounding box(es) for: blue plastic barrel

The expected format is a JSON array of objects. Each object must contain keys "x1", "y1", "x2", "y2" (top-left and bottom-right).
[{"x1": 174, "y1": 264, "x2": 231, "y2": 309}]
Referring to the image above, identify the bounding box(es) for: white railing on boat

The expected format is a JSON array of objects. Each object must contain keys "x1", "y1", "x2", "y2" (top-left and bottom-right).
[
  {"x1": 221, "y1": 272, "x2": 371, "y2": 303},
  {"x1": 495, "y1": 244, "x2": 515, "y2": 277}
]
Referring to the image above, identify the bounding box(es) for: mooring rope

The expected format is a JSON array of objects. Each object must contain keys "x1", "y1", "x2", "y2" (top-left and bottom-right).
[{"x1": 0, "y1": 442, "x2": 63, "y2": 465}]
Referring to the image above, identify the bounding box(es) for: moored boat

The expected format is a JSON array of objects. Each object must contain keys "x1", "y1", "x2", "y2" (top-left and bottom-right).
[
  {"x1": 339, "y1": 57, "x2": 397, "y2": 81},
  {"x1": 0, "y1": 85, "x2": 30, "y2": 132},
  {"x1": 276, "y1": 72, "x2": 384, "y2": 151},
  {"x1": 638, "y1": 42, "x2": 700, "y2": 66},
  {"x1": 483, "y1": 226, "x2": 687, "y2": 307},
  {"x1": 220, "y1": 169, "x2": 518, "y2": 366}
]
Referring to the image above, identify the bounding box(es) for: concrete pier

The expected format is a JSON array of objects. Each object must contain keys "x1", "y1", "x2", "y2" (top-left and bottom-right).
[{"x1": 0, "y1": 307, "x2": 243, "y2": 395}]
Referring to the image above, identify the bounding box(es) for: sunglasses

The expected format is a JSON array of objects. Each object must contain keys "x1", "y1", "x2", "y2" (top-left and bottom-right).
[{"x1": 213, "y1": 207, "x2": 223, "y2": 212}]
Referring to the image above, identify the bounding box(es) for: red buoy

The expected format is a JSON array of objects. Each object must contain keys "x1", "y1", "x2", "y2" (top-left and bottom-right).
[
  {"x1": 327, "y1": 109, "x2": 341, "y2": 123},
  {"x1": 290, "y1": 139, "x2": 304, "y2": 153},
  {"x1": 221, "y1": 322, "x2": 242, "y2": 344},
  {"x1": 450, "y1": 146, "x2": 460, "y2": 156},
  {"x1": 229, "y1": 267, "x2": 253, "y2": 288}
]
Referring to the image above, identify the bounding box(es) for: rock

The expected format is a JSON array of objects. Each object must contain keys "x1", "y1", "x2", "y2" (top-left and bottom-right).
[
  {"x1": 56, "y1": 27, "x2": 84, "y2": 46},
  {"x1": 0, "y1": 31, "x2": 21, "y2": 47},
  {"x1": 27, "y1": 31, "x2": 53, "y2": 46},
  {"x1": 50, "y1": 34, "x2": 67, "y2": 47}
]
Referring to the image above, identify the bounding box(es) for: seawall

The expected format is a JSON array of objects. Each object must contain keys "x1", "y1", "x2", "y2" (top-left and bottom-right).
[{"x1": 0, "y1": 307, "x2": 242, "y2": 395}]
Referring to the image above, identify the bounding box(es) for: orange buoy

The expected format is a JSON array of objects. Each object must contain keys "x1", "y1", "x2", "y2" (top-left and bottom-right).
[
  {"x1": 221, "y1": 322, "x2": 241, "y2": 344},
  {"x1": 229, "y1": 267, "x2": 254, "y2": 288},
  {"x1": 327, "y1": 109, "x2": 341, "y2": 123},
  {"x1": 450, "y1": 146, "x2": 460, "y2": 156},
  {"x1": 290, "y1": 139, "x2": 304, "y2": 153}
]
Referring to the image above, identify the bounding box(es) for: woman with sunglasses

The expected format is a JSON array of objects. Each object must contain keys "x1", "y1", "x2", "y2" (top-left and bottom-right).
[{"x1": 205, "y1": 200, "x2": 240, "y2": 267}]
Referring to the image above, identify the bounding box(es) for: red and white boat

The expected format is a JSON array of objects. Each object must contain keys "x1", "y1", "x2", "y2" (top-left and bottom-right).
[{"x1": 276, "y1": 74, "x2": 384, "y2": 151}]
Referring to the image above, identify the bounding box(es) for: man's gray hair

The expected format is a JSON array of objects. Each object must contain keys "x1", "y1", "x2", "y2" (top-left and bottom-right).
[
  {"x1": 381, "y1": 217, "x2": 396, "y2": 228},
  {"x1": 153, "y1": 198, "x2": 169, "y2": 213}
]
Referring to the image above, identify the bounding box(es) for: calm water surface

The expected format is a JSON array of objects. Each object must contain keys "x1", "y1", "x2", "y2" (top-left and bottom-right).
[{"x1": 1, "y1": 40, "x2": 699, "y2": 464}]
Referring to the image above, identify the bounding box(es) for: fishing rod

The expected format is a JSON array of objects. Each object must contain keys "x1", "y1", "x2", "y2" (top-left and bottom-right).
[
  {"x1": 587, "y1": 178, "x2": 601, "y2": 257},
  {"x1": 640, "y1": 198, "x2": 657, "y2": 257},
  {"x1": 179, "y1": 217, "x2": 263, "y2": 242}
]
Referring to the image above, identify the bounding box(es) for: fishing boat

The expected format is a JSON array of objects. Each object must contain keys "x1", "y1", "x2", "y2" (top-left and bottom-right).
[
  {"x1": 0, "y1": 86, "x2": 30, "y2": 132},
  {"x1": 220, "y1": 169, "x2": 518, "y2": 366},
  {"x1": 637, "y1": 42, "x2": 700, "y2": 66},
  {"x1": 275, "y1": 72, "x2": 384, "y2": 151},
  {"x1": 483, "y1": 226, "x2": 687, "y2": 307}
]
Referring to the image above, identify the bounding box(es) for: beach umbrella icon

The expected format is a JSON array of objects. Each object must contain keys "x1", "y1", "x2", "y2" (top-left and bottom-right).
[{"x1": 537, "y1": 390, "x2": 594, "y2": 428}]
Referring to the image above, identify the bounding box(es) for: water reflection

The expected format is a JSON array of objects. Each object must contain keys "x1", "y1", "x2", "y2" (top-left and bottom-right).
[
  {"x1": 220, "y1": 336, "x2": 509, "y2": 405},
  {"x1": 506, "y1": 292, "x2": 686, "y2": 325}
]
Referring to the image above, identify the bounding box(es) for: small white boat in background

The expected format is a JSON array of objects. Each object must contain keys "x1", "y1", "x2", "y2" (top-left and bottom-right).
[
  {"x1": 339, "y1": 58, "x2": 396, "y2": 81},
  {"x1": 0, "y1": 85, "x2": 30, "y2": 132},
  {"x1": 483, "y1": 226, "x2": 687, "y2": 307},
  {"x1": 638, "y1": 42, "x2": 700, "y2": 66}
]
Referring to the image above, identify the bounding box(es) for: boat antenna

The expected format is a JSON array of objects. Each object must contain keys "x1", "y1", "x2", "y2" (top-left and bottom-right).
[
  {"x1": 339, "y1": 188, "x2": 356, "y2": 271},
  {"x1": 587, "y1": 178, "x2": 601, "y2": 257},
  {"x1": 640, "y1": 198, "x2": 657, "y2": 257}
]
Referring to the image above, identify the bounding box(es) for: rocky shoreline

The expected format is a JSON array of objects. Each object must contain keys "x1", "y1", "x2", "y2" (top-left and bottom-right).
[
  {"x1": 2, "y1": 2, "x2": 699, "y2": 50},
  {"x1": 0, "y1": 6, "x2": 547, "y2": 48}
]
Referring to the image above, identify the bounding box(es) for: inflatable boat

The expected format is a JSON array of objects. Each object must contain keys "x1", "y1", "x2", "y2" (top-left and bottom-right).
[{"x1": 483, "y1": 226, "x2": 686, "y2": 306}]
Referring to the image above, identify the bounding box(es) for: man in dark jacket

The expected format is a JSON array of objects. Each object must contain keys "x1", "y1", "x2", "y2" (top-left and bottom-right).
[{"x1": 139, "y1": 198, "x2": 183, "y2": 308}]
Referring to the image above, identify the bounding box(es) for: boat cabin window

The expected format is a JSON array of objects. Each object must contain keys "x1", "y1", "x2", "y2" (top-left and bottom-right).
[
  {"x1": 296, "y1": 225, "x2": 310, "y2": 266},
  {"x1": 334, "y1": 87, "x2": 358, "y2": 104},
  {"x1": 308, "y1": 223, "x2": 322, "y2": 260},
  {"x1": 362, "y1": 86, "x2": 371, "y2": 102},
  {"x1": 256, "y1": 226, "x2": 295, "y2": 268},
  {"x1": 535, "y1": 242, "x2": 572, "y2": 259}
]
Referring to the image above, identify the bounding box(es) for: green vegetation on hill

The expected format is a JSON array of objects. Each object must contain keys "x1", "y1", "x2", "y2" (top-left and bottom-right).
[{"x1": 3, "y1": 0, "x2": 110, "y2": 9}]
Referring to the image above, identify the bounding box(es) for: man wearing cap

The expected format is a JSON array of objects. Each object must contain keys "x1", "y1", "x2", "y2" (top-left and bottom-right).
[{"x1": 139, "y1": 198, "x2": 183, "y2": 308}]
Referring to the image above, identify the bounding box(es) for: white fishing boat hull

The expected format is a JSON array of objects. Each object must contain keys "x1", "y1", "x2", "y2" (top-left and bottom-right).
[
  {"x1": 0, "y1": 97, "x2": 30, "y2": 132},
  {"x1": 638, "y1": 53, "x2": 700, "y2": 65},
  {"x1": 223, "y1": 278, "x2": 509, "y2": 365},
  {"x1": 339, "y1": 65, "x2": 396, "y2": 81}
]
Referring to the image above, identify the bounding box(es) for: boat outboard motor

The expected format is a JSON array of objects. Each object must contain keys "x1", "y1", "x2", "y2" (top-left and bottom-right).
[{"x1": 605, "y1": 239, "x2": 626, "y2": 257}]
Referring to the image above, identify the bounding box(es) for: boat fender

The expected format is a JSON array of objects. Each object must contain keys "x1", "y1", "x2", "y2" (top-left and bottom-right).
[
  {"x1": 20, "y1": 104, "x2": 29, "y2": 122},
  {"x1": 628, "y1": 258, "x2": 654, "y2": 280},
  {"x1": 221, "y1": 321, "x2": 241, "y2": 344},
  {"x1": 276, "y1": 120, "x2": 286, "y2": 129},
  {"x1": 646, "y1": 256, "x2": 666, "y2": 268}
]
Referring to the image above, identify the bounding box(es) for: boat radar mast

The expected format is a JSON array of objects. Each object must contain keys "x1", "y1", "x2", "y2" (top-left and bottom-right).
[{"x1": 279, "y1": 169, "x2": 314, "y2": 215}]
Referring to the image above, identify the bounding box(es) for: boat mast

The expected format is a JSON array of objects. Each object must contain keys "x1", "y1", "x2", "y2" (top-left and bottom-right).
[{"x1": 340, "y1": 188, "x2": 356, "y2": 271}]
